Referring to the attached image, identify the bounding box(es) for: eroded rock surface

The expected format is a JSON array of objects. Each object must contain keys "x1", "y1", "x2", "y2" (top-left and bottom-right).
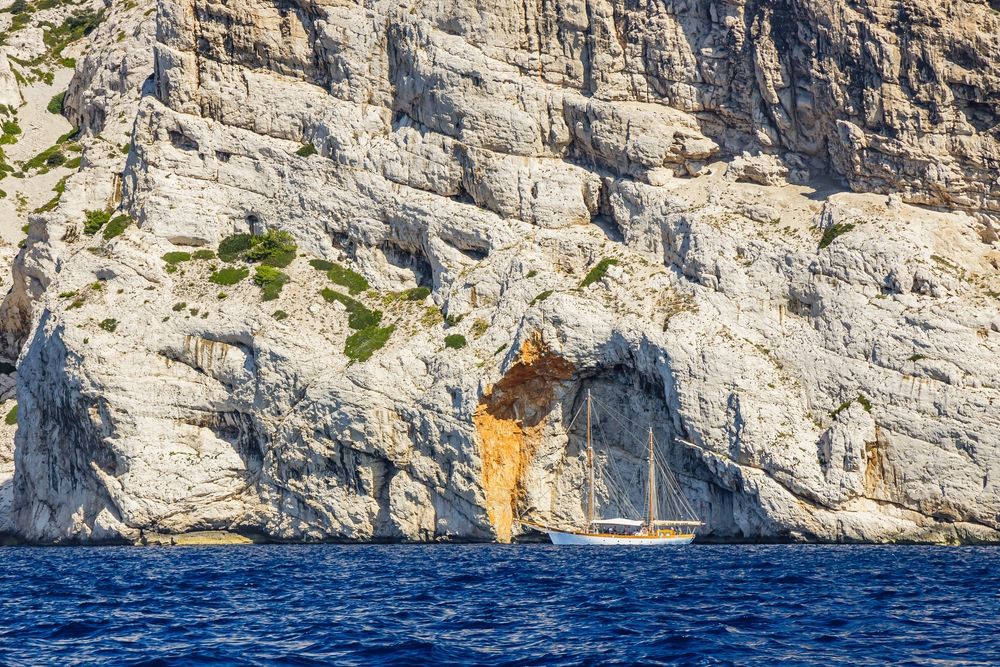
[{"x1": 2, "y1": 0, "x2": 999, "y2": 544}]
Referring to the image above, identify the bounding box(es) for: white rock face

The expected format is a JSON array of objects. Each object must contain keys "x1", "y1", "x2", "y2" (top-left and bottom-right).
[
  {"x1": 0, "y1": 50, "x2": 22, "y2": 109},
  {"x1": 2, "y1": 0, "x2": 999, "y2": 544},
  {"x1": 4, "y1": 27, "x2": 47, "y2": 63}
]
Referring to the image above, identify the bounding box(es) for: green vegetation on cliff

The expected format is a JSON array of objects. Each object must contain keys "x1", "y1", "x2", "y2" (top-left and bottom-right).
[
  {"x1": 219, "y1": 230, "x2": 297, "y2": 267},
  {"x1": 345, "y1": 325, "x2": 395, "y2": 362},
  {"x1": 210, "y1": 267, "x2": 249, "y2": 286},
  {"x1": 326, "y1": 263, "x2": 368, "y2": 295},
  {"x1": 444, "y1": 333, "x2": 467, "y2": 349},
  {"x1": 580, "y1": 258, "x2": 619, "y2": 288},
  {"x1": 321, "y1": 288, "x2": 382, "y2": 330},
  {"x1": 254, "y1": 265, "x2": 290, "y2": 301}
]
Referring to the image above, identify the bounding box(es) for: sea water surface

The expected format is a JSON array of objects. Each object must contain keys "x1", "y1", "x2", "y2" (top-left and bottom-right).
[{"x1": 0, "y1": 544, "x2": 997, "y2": 665}]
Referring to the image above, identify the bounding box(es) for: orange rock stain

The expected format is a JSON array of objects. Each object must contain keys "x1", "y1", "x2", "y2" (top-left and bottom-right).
[{"x1": 473, "y1": 333, "x2": 575, "y2": 542}]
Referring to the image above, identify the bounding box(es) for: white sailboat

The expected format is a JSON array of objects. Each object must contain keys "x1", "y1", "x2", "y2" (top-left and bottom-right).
[{"x1": 520, "y1": 390, "x2": 702, "y2": 546}]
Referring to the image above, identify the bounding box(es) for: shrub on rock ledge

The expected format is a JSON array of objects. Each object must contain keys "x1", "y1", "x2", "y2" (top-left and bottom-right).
[
  {"x1": 530, "y1": 290, "x2": 552, "y2": 306},
  {"x1": 218, "y1": 233, "x2": 253, "y2": 262},
  {"x1": 83, "y1": 210, "x2": 110, "y2": 235},
  {"x1": 321, "y1": 288, "x2": 382, "y2": 330},
  {"x1": 401, "y1": 286, "x2": 430, "y2": 301},
  {"x1": 579, "y1": 258, "x2": 619, "y2": 288},
  {"x1": 219, "y1": 230, "x2": 297, "y2": 267},
  {"x1": 308, "y1": 259, "x2": 334, "y2": 271},
  {"x1": 471, "y1": 318, "x2": 488, "y2": 338},
  {"x1": 345, "y1": 325, "x2": 394, "y2": 362},
  {"x1": 47, "y1": 92, "x2": 66, "y2": 115},
  {"x1": 326, "y1": 263, "x2": 368, "y2": 295},
  {"x1": 102, "y1": 214, "x2": 130, "y2": 240},
  {"x1": 254, "y1": 265, "x2": 290, "y2": 301},
  {"x1": 444, "y1": 333, "x2": 467, "y2": 349},
  {"x1": 818, "y1": 223, "x2": 856, "y2": 250},
  {"x1": 245, "y1": 229, "x2": 297, "y2": 267}
]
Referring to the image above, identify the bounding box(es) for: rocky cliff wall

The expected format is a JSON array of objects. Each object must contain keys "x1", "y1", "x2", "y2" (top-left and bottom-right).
[
  {"x1": 152, "y1": 0, "x2": 1000, "y2": 216},
  {"x1": 1, "y1": 0, "x2": 999, "y2": 544}
]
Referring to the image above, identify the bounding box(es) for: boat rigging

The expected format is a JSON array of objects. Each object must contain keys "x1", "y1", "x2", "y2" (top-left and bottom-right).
[{"x1": 520, "y1": 390, "x2": 702, "y2": 546}]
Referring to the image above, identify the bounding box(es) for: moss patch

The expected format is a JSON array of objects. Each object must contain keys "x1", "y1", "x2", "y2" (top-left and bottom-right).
[
  {"x1": 209, "y1": 267, "x2": 249, "y2": 286},
  {"x1": 162, "y1": 251, "x2": 191, "y2": 264},
  {"x1": 308, "y1": 258, "x2": 334, "y2": 271}
]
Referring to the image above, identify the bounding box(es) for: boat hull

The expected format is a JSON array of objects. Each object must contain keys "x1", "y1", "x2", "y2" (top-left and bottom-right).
[{"x1": 546, "y1": 529, "x2": 694, "y2": 546}]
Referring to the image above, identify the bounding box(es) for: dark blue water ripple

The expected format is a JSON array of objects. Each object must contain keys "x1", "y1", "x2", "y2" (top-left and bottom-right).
[{"x1": 0, "y1": 544, "x2": 997, "y2": 665}]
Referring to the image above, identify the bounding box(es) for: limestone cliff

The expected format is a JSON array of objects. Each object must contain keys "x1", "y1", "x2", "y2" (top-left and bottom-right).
[{"x1": 1, "y1": 0, "x2": 999, "y2": 544}]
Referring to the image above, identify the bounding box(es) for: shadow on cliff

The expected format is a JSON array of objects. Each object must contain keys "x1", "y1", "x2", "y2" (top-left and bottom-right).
[
  {"x1": 481, "y1": 333, "x2": 754, "y2": 541},
  {"x1": 0, "y1": 476, "x2": 15, "y2": 544},
  {"x1": 508, "y1": 332, "x2": 775, "y2": 542}
]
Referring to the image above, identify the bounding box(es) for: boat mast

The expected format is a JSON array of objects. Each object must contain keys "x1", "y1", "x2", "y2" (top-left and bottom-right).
[
  {"x1": 586, "y1": 390, "x2": 594, "y2": 528},
  {"x1": 647, "y1": 427, "x2": 656, "y2": 532}
]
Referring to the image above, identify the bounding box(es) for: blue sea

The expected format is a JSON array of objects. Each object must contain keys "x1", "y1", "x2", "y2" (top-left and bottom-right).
[{"x1": 0, "y1": 544, "x2": 996, "y2": 665}]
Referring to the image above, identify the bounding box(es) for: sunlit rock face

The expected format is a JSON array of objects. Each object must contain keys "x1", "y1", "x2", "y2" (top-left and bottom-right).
[{"x1": 2, "y1": 0, "x2": 999, "y2": 544}]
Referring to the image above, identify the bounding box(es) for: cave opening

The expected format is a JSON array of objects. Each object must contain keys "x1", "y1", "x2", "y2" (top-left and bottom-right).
[
  {"x1": 520, "y1": 365, "x2": 748, "y2": 542},
  {"x1": 555, "y1": 371, "x2": 690, "y2": 524}
]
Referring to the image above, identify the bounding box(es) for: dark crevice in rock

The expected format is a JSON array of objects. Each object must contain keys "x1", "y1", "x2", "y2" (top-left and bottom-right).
[{"x1": 379, "y1": 240, "x2": 433, "y2": 288}]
